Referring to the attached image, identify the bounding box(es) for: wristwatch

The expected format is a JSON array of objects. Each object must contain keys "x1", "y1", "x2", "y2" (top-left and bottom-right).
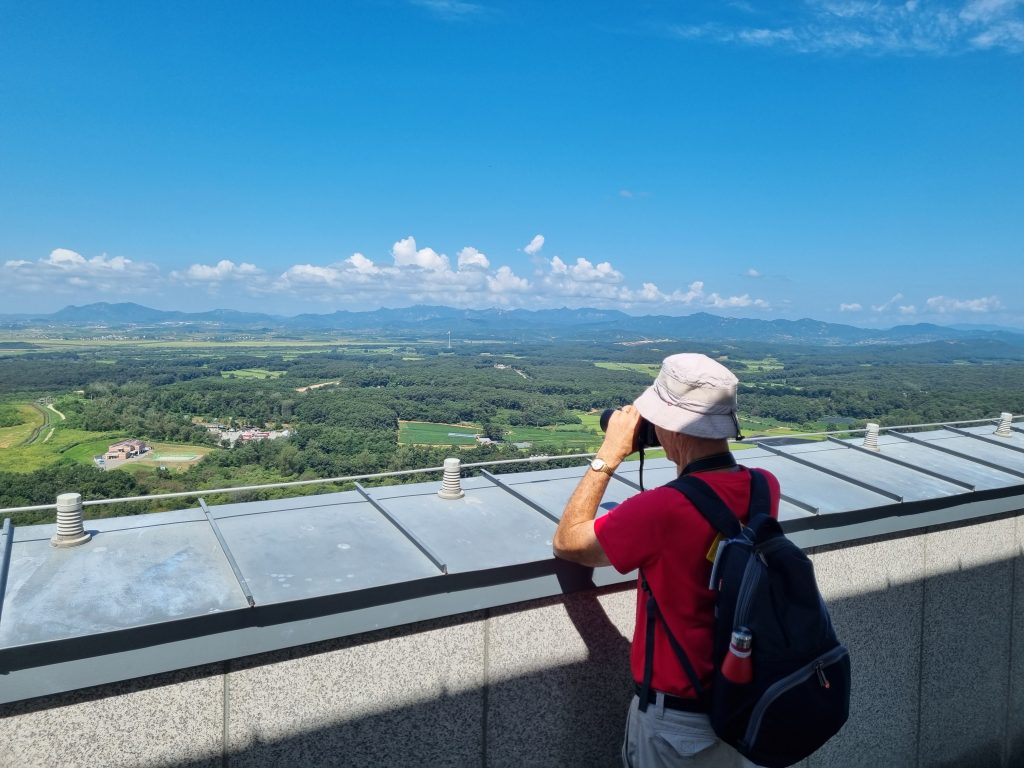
[{"x1": 590, "y1": 457, "x2": 615, "y2": 476}]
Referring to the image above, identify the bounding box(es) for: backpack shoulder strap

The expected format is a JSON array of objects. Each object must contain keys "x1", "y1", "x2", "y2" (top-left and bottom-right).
[
  {"x1": 666, "y1": 468, "x2": 772, "y2": 537},
  {"x1": 638, "y1": 571, "x2": 705, "y2": 711},
  {"x1": 743, "y1": 468, "x2": 776, "y2": 535},
  {"x1": 665, "y1": 473, "x2": 743, "y2": 538}
]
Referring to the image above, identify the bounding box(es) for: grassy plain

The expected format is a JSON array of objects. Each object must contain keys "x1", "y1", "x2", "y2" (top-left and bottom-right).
[
  {"x1": 0, "y1": 404, "x2": 212, "y2": 472},
  {"x1": 0, "y1": 425, "x2": 125, "y2": 472},
  {"x1": 0, "y1": 403, "x2": 41, "y2": 449}
]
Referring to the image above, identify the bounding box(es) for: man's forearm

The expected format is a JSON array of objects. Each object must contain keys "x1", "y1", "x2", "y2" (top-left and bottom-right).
[
  {"x1": 552, "y1": 466, "x2": 614, "y2": 566},
  {"x1": 553, "y1": 405, "x2": 639, "y2": 567}
]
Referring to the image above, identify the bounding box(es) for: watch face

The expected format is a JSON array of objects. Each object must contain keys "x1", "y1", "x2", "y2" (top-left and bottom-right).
[{"x1": 591, "y1": 458, "x2": 610, "y2": 473}]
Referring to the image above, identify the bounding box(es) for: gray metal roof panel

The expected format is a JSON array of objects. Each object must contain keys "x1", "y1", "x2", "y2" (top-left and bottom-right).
[
  {"x1": 372, "y1": 485, "x2": 556, "y2": 572},
  {"x1": 738, "y1": 454, "x2": 895, "y2": 514},
  {"x1": 0, "y1": 520, "x2": 248, "y2": 648},
  {"x1": 874, "y1": 434, "x2": 1023, "y2": 490},
  {"x1": 211, "y1": 497, "x2": 441, "y2": 601},
  {"x1": 783, "y1": 440, "x2": 968, "y2": 501},
  {"x1": 957, "y1": 424, "x2": 1024, "y2": 445},
  {"x1": 482, "y1": 468, "x2": 640, "y2": 519},
  {"x1": 912, "y1": 431, "x2": 1024, "y2": 473}
]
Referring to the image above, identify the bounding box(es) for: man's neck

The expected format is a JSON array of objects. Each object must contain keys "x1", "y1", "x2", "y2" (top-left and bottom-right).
[{"x1": 675, "y1": 438, "x2": 731, "y2": 474}]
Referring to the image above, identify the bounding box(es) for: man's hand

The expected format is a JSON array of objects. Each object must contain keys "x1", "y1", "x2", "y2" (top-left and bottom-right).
[
  {"x1": 600, "y1": 405, "x2": 643, "y2": 467},
  {"x1": 552, "y1": 406, "x2": 642, "y2": 566}
]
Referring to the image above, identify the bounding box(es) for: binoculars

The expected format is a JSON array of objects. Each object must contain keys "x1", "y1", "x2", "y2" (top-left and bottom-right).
[{"x1": 599, "y1": 408, "x2": 661, "y2": 450}]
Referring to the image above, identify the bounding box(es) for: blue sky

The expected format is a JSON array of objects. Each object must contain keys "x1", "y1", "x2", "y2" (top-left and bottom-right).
[{"x1": 1, "y1": 1, "x2": 1022, "y2": 326}]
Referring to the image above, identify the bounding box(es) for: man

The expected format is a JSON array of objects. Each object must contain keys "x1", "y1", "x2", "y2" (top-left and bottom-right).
[{"x1": 553, "y1": 353, "x2": 780, "y2": 768}]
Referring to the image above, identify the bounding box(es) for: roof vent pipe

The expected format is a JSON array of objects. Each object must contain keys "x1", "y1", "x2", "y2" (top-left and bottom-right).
[
  {"x1": 863, "y1": 423, "x2": 881, "y2": 451},
  {"x1": 50, "y1": 493, "x2": 92, "y2": 548},
  {"x1": 995, "y1": 412, "x2": 1013, "y2": 437},
  {"x1": 438, "y1": 458, "x2": 465, "y2": 500}
]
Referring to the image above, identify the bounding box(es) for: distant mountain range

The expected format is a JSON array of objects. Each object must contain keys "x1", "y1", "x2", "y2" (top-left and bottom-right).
[{"x1": 2, "y1": 301, "x2": 1023, "y2": 347}]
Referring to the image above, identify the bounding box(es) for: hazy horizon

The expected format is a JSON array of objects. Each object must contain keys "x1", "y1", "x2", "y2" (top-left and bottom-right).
[{"x1": 4, "y1": 299, "x2": 1024, "y2": 334}]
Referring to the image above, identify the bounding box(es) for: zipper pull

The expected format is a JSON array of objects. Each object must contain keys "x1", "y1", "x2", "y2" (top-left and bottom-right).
[{"x1": 816, "y1": 663, "x2": 831, "y2": 689}]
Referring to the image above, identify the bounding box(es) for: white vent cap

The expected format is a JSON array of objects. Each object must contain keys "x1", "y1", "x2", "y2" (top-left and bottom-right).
[
  {"x1": 50, "y1": 493, "x2": 92, "y2": 548},
  {"x1": 438, "y1": 458, "x2": 465, "y2": 500},
  {"x1": 995, "y1": 412, "x2": 1013, "y2": 437},
  {"x1": 863, "y1": 423, "x2": 881, "y2": 451}
]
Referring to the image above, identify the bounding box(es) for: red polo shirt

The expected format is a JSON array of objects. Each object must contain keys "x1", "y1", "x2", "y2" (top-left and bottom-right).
[{"x1": 594, "y1": 467, "x2": 780, "y2": 698}]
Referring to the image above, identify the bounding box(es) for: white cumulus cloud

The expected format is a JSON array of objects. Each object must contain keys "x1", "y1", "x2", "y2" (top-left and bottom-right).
[
  {"x1": 279, "y1": 264, "x2": 345, "y2": 286},
  {"x1": 487, "y1": 266, "x2": 531, "y2": 295},
  {"x1": 392, "y1": 236, "x2": 450, "y2": 271},
  {"x1": 524, "y1": 235, "x2": 545, "y2": 255},
  {"x1": 346, "y1": 252, "x2": 381, "y2": 275},
  {"x1": 839, "y1": 302, "x2": 863, "y2": 312},
  {"x1": 177, "y1": 259, "x2": 263, "y2": 282},
  {"x1": 2, "y1": 248, "x2": 159, "y2": 300},
  {"x1": 550, "y1": 256, "x2": 623, "y2": 283},
  {"x1": 457, "y1": 246, "x2": 490, "y2": 270},
  {"x1": 707, "y1": 292, "x2": 769, "y2": 309}
]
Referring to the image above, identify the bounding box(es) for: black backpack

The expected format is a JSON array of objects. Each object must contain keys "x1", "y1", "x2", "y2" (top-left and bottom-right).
[{"x1": 638, "y1": 468, "x2": 851, "y2": 768}]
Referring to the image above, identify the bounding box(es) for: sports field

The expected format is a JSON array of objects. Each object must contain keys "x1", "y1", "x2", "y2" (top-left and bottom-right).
[{"x1": 130, "y1": 442, "x2": 211, "y2": 467}]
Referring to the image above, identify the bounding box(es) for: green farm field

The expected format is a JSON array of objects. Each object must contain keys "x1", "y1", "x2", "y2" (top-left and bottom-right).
[
  {"x1": 399, "y1": 416, "x2": 607, "y2": 451},
  {"x1": 502, "y1": 425, "x2": 601, "y2": 450},
  {"x1": 221, "y1": 368, "x2": 285, "y2": 379},
  {"x1": 594, "y1": 362, "x2": 661, "y2": 376},
  {"x1": 732, "y1": 357, "x2": 784, "y2": 372},
  {"x1": 399, "y1": 421, "x2": 481, "y2": 446}
]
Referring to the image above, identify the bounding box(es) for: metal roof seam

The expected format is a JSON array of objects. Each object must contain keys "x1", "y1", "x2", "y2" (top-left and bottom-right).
[
  {"x1": 479, "y1": 470, "x2": 560, "y2": 524},
  {"x1": 355, "y1": 483, "x2": 448, "y2": 575},
  {"x1": 198, "y1": 499, "x2": 256, "y2": 608}
]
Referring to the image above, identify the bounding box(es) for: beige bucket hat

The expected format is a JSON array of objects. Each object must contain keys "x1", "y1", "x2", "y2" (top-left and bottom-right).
[{"x1": 633, "y1": 353, "x2": 741, "y2": 439}]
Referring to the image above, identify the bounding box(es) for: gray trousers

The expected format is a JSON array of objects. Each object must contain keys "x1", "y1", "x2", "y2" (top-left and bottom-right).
[{"x1": 621, "y1": 694, "x2": 760, "y2": 768}]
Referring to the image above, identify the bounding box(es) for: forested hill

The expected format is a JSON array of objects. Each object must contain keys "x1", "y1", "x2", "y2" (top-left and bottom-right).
[{"x1": 3, "y1": 302, "x2": 1024, "y2": 348}]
